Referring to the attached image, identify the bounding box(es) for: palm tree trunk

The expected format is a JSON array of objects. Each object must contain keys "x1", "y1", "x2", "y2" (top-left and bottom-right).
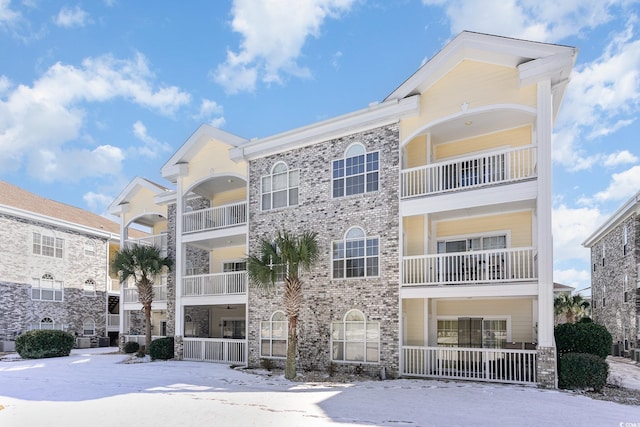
[
  {"x1": 285, "y1": 316, "x2": 297, "y2": 380},
  {"x1": 144, "y1": 303, "x2": 152, "y2": 353}
]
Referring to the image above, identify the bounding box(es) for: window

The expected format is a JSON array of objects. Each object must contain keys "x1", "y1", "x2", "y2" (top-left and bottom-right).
[
  {"x1": 222, "y1": 319, "x2": 245, "y2": 339},
  {"x1": 32, "y1": 273, "x2": 63, "y2": 301},
  {"x1": 223, "y1": 261, "x2": 247, "y2": 272},
  {"x1": 185, "y1": 260, "x2": 195, "y2": 276},
  {"x1": 624, "y1": 275, "x2": 629, "y2": 303},
  {"x1": 624, "y1": 225, "x2": 629, "y2": 256},
  {"x1": 437, "y1": 317, "x2": 508, "y2": 349},
  {"x1": 332, "y1": 144, "x2": 379, "y2": 198},
  {"x1": 602, "y1": 242, "x2": 605, "y2": 266},
  {"x1": 33, "y1": 232, "x2": 64, "y2": 258},
  {"x1": 260, "y1": 311, "x2": 287, "y2": 358},
  {"x1": 82, "y1": 318, "x2": 95, "y2": 336},
  {"x1": 30, "y1": 317, "x2": 61, "y2": 330},
  {"x1": 84, "y1": 240, "x2": 96, "y2": 256},
  {"x1": 331, "y1": 309, "x2": 379, "y2": 363},
  {"x1": 332, "y1": 227, "x2": 379, "y2": 279},
  {"x1": 261, "y1": 162, "x2": 299, "y2": 210},
  {"x1": 84, "y1": 279, "x2": 96, "y2": 297}
]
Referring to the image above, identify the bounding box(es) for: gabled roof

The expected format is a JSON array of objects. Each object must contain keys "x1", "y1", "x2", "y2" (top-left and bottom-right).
[
  {"x1": 0, "y1": 180, "x2": 141, "y2": 239},
  {"x1": 583, "y1": 190, "x2": 640, "y2": 247},
  {"x1": 108, "y1": 176, "x2": 171, "y2": 215},
  {"x1": 385, "y1": 31, "x2": 577, "y2": 121},
  {"x1": 161, "y1": 124, "x2": 249, "y2": 182}
]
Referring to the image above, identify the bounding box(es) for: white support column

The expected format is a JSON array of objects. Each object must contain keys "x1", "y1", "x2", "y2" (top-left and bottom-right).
[
  {"x1": 175, "y1": 177, "x2": 184, "y2": 341},
  {"x1": 536, "y1": 79, "x2": 554, "y2": 347},
  {"x1": 118, "y1": 209, "x2": 129, "y2": 342}
]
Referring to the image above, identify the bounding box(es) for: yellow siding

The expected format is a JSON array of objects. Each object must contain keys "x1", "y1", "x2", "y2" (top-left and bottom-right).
[
  {"x1": 183, "y1": 138, "x2": 246, "y2": 191},
  {"x1": 212, "y1": 187, "x2": 247, "y2": 207},
  {"x1": 152, "y1": 222, "x2": 168, "y2": 234},
  {"x1": 436, "y1": 211, "x2": 532, "y2": 247},
  {"x1": 211, "y1": 245, "x2": 247, "y2": 273},
  {"x1": 122, "y1": 186, "x2": 168, "y2": 227},
  {"x1": 406, "y1": 134, "x2": 428, "y2": 168},
  {"x1": 403, "y1": 216, "x2": 424, "y2": 256},
  {"x1": 437, "y1": 298, "x2": 534, "y2": 342},
  {"x1": 403, "y1": 299, "x2": 425, "y2": 346},
  {"x1": 401, "y1": 60, "x2": 536, "y2": 141},
  {"x1": 435, "y1": 126, "x2": 531, "y2": 160}
]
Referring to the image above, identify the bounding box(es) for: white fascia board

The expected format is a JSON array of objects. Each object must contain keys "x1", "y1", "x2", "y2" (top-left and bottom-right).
[
  {"x1": 154, "y1": 190, "x2": 177, "y2": 205},
  {"x1": 400, "y1": 283, "x2": 539, "y2": 299},
  {"x1": 0, "y1": 205, "x2": 119, "y2": 240},
  {"x1": 230, "y1": 96, "x2": 420, "y2": 162},
  {"x1": 161, "y1": 163, "x2": 189, "y2": 183},
  {"x1": 518, "y1": 51, "x2": 577, "y2": 87},
  {"x1": 582, "y1": 190, "x2": 640, "y2": 247},
  {"x1": 108, "y1": 177, "x2": 168, "y2": 214}
]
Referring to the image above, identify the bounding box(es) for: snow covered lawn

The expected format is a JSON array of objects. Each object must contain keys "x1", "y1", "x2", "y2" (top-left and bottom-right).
[{"x1": 0, "y1": 348, "x2": 638, "y2": 426}]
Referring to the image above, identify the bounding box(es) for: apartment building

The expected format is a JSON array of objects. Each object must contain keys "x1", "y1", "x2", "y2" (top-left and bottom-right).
[
  {"x1": 583, "y1": 191, "x2": 640, "y2": 355},
  {"x1": 0, "y1": 181, "x2": 144, "y2": 348},
  {"x1": 110, "y1": 31, "x2": 576, "y2": 387}
]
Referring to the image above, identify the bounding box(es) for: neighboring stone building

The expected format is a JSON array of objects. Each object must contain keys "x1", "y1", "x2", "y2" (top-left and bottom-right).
[
  {"x1": 0, "y1": 181, "x2": 144, "y2": 348},
  {"x1": 110, "y1": 31, "x2": 576, "y2": 387},
  {"x1": 583, "y1": 191, "x2": 640, "y2": 356}
]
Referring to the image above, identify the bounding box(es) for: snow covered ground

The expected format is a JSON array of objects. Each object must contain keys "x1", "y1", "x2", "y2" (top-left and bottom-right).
[{"x1": 0, "y1": 348, "x2": 638, "y2": 427}]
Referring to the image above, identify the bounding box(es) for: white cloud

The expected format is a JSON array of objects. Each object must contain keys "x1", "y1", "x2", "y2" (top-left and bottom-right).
[
  {"x1": 53, "y1": 6, "x2": 90, "y2": 28},
  {"x1": 28, "y1": 145, "x2": 124, "y2": 183},
  {"x1": 83, "y1": 191, "x2": 115, "y2": 212},
  {"x1": 0, "y1": 53, "x2": 191, "y2": 180},
  {"x1": 553, "y1": 268, "x2": 591, "y2": 291},
  {"x1": 593, "y1": 165, "x2": 640, "y2": 202},
  {"x1": 213, "y1": 0, "x2": 355, "y2": 93},
  {"x1": 0, "y1": 0, "x2": 20, "y2": 28},
  {"x1": 195, "y1": 98, "x2": 225, "y2": 127},
  {"x1": 603, "y1": 150, "x2": 638, "y2": 167},
  {"x1": 132, "y1": 120, "x2": 172, "y2": 159},
  {"x1": 552, "y1": 204, "x2": 605, "y2": 263}
]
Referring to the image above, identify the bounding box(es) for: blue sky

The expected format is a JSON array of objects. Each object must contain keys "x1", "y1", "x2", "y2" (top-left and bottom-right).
[{"x1": 1, "y1": 0, "x2": 639, "y2": 293}]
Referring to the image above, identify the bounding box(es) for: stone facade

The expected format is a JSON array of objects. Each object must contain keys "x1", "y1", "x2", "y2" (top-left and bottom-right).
[
  {"x1": 247, "y1": 124, "x2": 401, "y2": 377},
  {"x1": 165, "y1": 204, "x2": 178, "y2": 338},
  {"x1": 0, "y1": 212, "x2": 109, "y2": 344},
  {"x1": 536, "y1": 346, "x2": 557, "y2": 388},
  {"x1": 590, "y1": 214, "x2": 639, "y2": 352}
]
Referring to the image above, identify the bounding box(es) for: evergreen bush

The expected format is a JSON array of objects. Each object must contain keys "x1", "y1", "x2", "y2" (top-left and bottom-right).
[
  {"x1": 123, "y1": 341, "x2": 140, "y2": 354},
  {"x1": 15, "y1": 330, "x2": 74, "y2": 359},
  {"x1": 149, "y1": 337, "x2": 174, "y2": 360},
  {"x1": 555, "y1": 322, "x2": 612, "y2": 359},
  {"x1": 558, "y1": 352, "x2": 608, "y2": 392}
]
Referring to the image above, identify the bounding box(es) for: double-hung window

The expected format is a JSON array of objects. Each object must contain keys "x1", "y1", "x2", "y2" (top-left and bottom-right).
[
  {"x1": 332, "y1": 144, "x2": 379, "y2": 198},
  {"x1": 33, "y1": 232, "x2": 64, "y2": 258},
  {"x1": 332, "y1": 227, "x2": 379, "y2": 279},
  {"x1": 84, "y1": 279, "x2": 96, "y2": 297},
  {"x1": 32, "y1": 273, "x2": 63, "y2": 301},
  {"x1": 261, "y1": 162, "x2": 299, "y2": 210},
  {"x1": 260, "y1": 311, "x2": 287, "y2": 358},
  {"x1": 331, "y1": 309, "x2": 379, "y2": 363}
]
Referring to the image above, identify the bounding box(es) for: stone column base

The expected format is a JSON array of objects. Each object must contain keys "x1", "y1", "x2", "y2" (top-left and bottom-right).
[
  {"x1": 174, "y1": 335, "x2": 183, "y2": 360},
  {"x1": 118, "y1": 334, "x2": 126, "y2": 353},
  {"x1": 537, "y1": 346, "x2": 557, "y2": 388}
]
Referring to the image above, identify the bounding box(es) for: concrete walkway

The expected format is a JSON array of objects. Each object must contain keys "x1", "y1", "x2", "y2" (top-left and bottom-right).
[{"x1": 608, "y1": 356, "x2": 640, "y2": 390}]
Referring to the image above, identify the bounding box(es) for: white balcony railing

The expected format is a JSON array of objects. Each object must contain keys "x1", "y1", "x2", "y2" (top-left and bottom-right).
[
  {"x1": 123, "y1": 285, "x2": 168, "y2": 303},
  {"x1": 126, "y1": 234, "x2": 168, "y2": 256},
  {"x1": 183, "y1": 272, "x2": 247, "y2": 297},
  {"x1": 402, "y1": 346, "x2": 537, "y2": 385},
  {"x1": 402, "y1": 247, "x2": 537, "y2": 286},
  {"x1": 107, "y1": 314, "x2": 120, "y2": 329},
  {"x1": 401, "y1": 146, "x2": 537, "y2": 199},
  {"x1": 183, "y1": 202, "x2": 247, "y2": 234},
  {"x1": 183, "y1": 338, "x2": 246, "y2": 365}
]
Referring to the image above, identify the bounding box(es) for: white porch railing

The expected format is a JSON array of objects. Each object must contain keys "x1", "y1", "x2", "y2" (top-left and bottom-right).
[
  {"x1": 183, "y1": 338, "x2": 247, "y2": 365},
  {"x1": 182, "y1": 272, "x2": 247, "y2": 296},
  {"x1": 402, "y1": 346, "x2": 537, "y2": 385},
  {"x1": 123, "y1": 335, "x2": 165, "y2": 346},
  {"x1": 123, "y1": 285, "x2": 168, "y2": 303},
  {"x1": 401, "y1": 146, "x2": 537, "y2": 199},
  {"x1": 183, "y1": 202, "x2": 247, "y2": 234},
  {"x1": 107, "y1": 314, "x2": 119, "y2": 330},
  {"x1": 126, "y1": 233, "x2": 168, "y2": 256},
  {"x1": 403, "y1": 247, "x2": 537, "y2": 286}
]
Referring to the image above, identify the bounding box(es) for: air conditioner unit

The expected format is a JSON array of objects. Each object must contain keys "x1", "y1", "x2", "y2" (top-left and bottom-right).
[{"x1": 76, "y1": 337, "x2": 91, "y2": 349}]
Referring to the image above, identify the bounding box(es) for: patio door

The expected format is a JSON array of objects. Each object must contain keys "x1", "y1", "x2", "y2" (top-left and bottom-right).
[{"x1": 457, "y1": 317, "x2": 483, "y2": 348}]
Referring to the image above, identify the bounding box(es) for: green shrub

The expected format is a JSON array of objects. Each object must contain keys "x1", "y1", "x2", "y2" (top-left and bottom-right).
[
  {"x1": 577, "y1": 317, "x2": 593, "y2": 323},
  {"x1": 558, "y1": 352, "x2": 608, "y2": 392},
  {"x1": 123, "y1": 341, "x2": 140, "y2": 354},
  {"x1": 15, "y1": 330, "x2": 74, "y2": 359},
  {"x1": 149, "y1": 337, "x2": 174, "y2": 360},
  {"x1": 555, "y1": 322, "x2": 612, "y2": 359}
]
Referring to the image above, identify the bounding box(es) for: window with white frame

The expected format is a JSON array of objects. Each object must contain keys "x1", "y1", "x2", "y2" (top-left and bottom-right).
[
  {"x1": 84, "y1": 240, "x2": 96, "y2": 256},
  {"x1": 261, "y1": 162, "x2": 299, "y2": 210},
  {"x1": 437, "y1": 317, "x2": 508, "y2": 349},
  {"x1": 332, "y1": 227, "x2": 379, "y2": 279},
  {"x1": 624, "y1": 274, "x2": 629, "y2": 303},
  {"x1": 332, "y1": 144, "x2": 379, "y2": 198},
  {"x1": 260, "y1": 311, "x2": 287, "y2": 358},
  {"x1": 30, "y1": 317, "x2": 61, "y2": 330},
  {"x1": 223, "y1": 261, "x2": 247, "y2": 272},
  {"x1": 32, "y1": 273, "x2": 63, "y2": 301},
  {"x1": 83, "y1": 278, "x2": 96, "y2": 296},
  {"x1": 33, "y1": 232, "x2": 64, "y2": 258},
  {"x1": 602, "y1": 242, "x2": 606, "y2": 266},
  {"x1": 331, "y1": 309, "x2": 379, "y2": 363},
  {"x1": 83, "y1": 318, "x2": 95, "y2": 336},
  {"x1": 624, "y1": 225, "x2": 629, "y2": 256}
]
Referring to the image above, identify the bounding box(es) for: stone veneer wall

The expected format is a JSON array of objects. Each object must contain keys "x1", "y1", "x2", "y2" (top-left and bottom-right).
[
  {"x1": 0, "y1": 213, "x2": 109, "y2": 343},
  {"x1": 537, "y1": 346, "x2": 557, "y2": 388},
  {"x1": 165, "y1": 204, "x2": 177, "y2": 337},
  {"x1": 247, "y1": 124, "x2": 400, "y2": 377},
  {"x1": 590, "y1": 214, "x2": 638, "y2": 350}
]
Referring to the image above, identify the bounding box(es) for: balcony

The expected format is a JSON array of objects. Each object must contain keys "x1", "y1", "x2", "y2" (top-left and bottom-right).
[
  {"x1": 183, "y1": 202, "x2": 247, "y2": 234},
  {"x1": 107, "y1": 314, "x2": 119, "y2": 331},
  {"x1": 108, "y1": 278, "x2": 121, "y2": 293},
  {"x1": 401, "y1": 146, "x2": 536, "y2": 199},
  {"x1": 402, "y1": 247, "x2": 537, "y2": 286},
  {"x1": 183, "y1": 272, "x2": 247, "y2": 297},
  {"x1": 126, "y1": 234, "x2": 168, "y2": 256},
  {"x1": 123, "y1": 285, "x2": 168, "y2": 303},
  {"x1": 183, "y1": 338, "x2": 246, "y2": 365}
]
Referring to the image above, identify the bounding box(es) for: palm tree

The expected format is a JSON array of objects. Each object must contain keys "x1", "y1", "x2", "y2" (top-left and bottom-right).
[
  {"x1": 554, "y1": 293, "x2": 590, "y2": 324},
  {"x1": 246, "y1": 229, "x2": 319, "y2": 380},
  {"x1": 112, "y1": 244, "x2": 172, "y2": 351}
]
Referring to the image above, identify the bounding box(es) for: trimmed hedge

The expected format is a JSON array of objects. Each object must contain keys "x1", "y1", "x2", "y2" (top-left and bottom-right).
[
  {"x1": 149, "y1": 337, "x2": 174, "y2": 360},
  {"x1": 123, "y1": 341, "x2": 140, "y2": 354},
  {"x1": 558, "y1": 352, "x2": 608, "y2": 392},
  {"x1": 555, "y1": 322, "x2": 612, "y2": 359},
  {"x1": 15, "y1": 330, "x2": 74, "y2": 359}
]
